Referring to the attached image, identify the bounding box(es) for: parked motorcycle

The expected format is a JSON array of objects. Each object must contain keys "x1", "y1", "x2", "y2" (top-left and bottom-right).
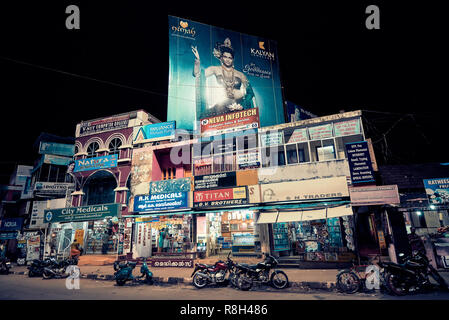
[
  {"x1": 42, "y1": 257, "x2": 76, "y2": 279},
  {"x1": 235, "y1": 253, "x2": 289, "y2": 291},
  {"x1": 191, "y1": 252, "x2": 235, "y2": 289},
  {"x1": 28, "y1": 258, "x2": 53, "y2": 277},
  {"x1": 113, "y1": 257, "x2": 153, "y2": 286},
  {"x1": 379, "y1": 251, "x2": 449, "y2": 296},
  {"x1": 0, "y1": 257, "x2": 12, "y2": 275}
]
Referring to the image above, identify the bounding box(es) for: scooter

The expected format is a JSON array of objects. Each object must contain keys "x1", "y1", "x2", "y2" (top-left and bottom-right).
[{"x1": 113, "y1": 257, "x2": 153, "y2": 286}]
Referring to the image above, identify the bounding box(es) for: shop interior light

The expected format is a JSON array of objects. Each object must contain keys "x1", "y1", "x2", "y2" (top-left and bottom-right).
[
  {"x1": 416, "y1": 211, "x2": 422, "y2": 216},
  {"x1": 429, "y1": 205, "x2": 436, "y2": 210}
]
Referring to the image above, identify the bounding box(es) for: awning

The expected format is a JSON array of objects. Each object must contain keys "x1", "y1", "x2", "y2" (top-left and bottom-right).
[
  {"x1": 264, "y1": 204, "x2": 353, "y2": 223},
  {"x1": 326, "y1": 204, "x2": 353, "y2": 218},
  {"x1": 256, "y1": 212, "x2": 279, "y2": 224}
]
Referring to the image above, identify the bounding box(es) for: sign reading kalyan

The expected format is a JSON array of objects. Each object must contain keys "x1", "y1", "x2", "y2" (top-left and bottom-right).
[{"x1": 167, "y1": 16, "x2": 285, "y2": 132}]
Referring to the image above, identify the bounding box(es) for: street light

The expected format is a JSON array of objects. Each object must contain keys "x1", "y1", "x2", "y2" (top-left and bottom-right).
[
  {"x1": 429, "y1": 205, "x2": 436, "y2": 210},
  {"x1": 416, "y1": 211, "x2": 422, "y2": 216}
]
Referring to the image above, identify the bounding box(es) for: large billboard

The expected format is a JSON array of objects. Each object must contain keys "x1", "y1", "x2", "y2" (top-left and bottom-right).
[
  {"x1": 423, "y1": 178, "x2": 449, "y2": 205},
  {"x1": 167, "y1": 16, "x2": 285, "y2": 132}
]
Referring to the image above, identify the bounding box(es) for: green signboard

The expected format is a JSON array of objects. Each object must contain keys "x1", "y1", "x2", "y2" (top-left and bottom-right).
[{"x1": 44, "y1": 203, "x2": 120, "y2": 223}]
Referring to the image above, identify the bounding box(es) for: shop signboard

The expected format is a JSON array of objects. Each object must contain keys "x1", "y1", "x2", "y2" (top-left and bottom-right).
[
  {"x1": 44, "y1": 203, "x2": 120, "y2": 223},
  {"x1": 79, "y1": 114, "x2": 129, "y2": 137},
  {"x1": 30, "y1": 200, "x2": 49, "y2": 229},
  {"x1": 74, "y1": 154, "x2": 118, "y2": 172},
  {"x1": 194, "y1": 172, "x2": 237, "y2": 190},
  {"x1": 167, "y1": 16, "x2": 284, "y2": 132},
  {"x1": 423, "y1": 177, "x2": 449, "y2": 205},
  {"x1": 149, "y1": 258, "x2": 194, "y2": 268},
  {"x1": 0, "y1": 232, "x2": 18, "y2": 240},
  {"x1": 200, "y1": 108, "x2": 260, "y2": 137},
  {"x1": 345, "y1": 141, "x2": 375, "y2": 184},
  {"x1": 0, "y1": 218, "x2": 23, "y2": 231},
  {"x1": 194, "y1": 187, "x2": 248, "y2": 208},
  {"x1": 349, "y1": 185, "x2": 400, "y2": 206},
  {"x1": 43, "y1": 154, "x2": 73, "y2": 166},
  {"x1": 237, "y1": 150, "x2": 260, "y2": 170},
  {"x1": 260, "y1": 177, "x2": 349, "y2": 203},
  {"x1": 33, "y1": 182, "x2": 75, "y2": 195},
  {"x1": 133, "y1": 192, "x2": 189, "y2": 213},
  {"x1": 150, "y1": 177, "x2": 191, "y2": 194},
  {"x1": 287, "y1": 128, "x2": 309, "y2": 144},
  {"x1": 39, "y1": 142, "x2": 75, "y2": 157},
  {"x1": 260, "y1": 131, "x2": 284, "y2": 147},
  {"x1": 133, "y1": 121, "x2": 176, "y2": 144},
  {"x1": 333, "y1": 119, "x2": 361, "y2": 137},
  {"x1": 308, "y1": 123, "x2": 333, "y2": 140}
]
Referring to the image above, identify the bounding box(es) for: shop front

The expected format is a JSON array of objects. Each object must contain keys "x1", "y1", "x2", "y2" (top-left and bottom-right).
[{"x1": 43, "y1": 203, "x2": 122, "y2": 258}]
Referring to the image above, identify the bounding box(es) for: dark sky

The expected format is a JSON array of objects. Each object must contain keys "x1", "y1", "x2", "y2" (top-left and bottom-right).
[{"x1": 0, "y1": 1, "x2": 446, "y2": 184}]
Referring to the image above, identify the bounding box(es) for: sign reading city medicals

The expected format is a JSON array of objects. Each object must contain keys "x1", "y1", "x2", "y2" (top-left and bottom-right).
[
  {"x1": 133, "y1": 192, "x2": 189, "y2": 213},
  {"x1": 194, "y1": 172, "x2": 237, "y2": 190},
  {"x1": 74, "y1": 154, "x2": 118, "y2": 172},
  {"x1": 194, "y1": 187, "x2": 248, "y2": 208},
  {"x1": 345, "y1": 141, "x2": 375, "y2": 184},
  {"x1": 44, "y1": 203, "x2": 120, "y2": 223},
  {"x1": 167, "y1": 16, "x2": 285, "y2": 132},
  {"x1": 79, "y1": 114, "x2": 129, "y2": 137},
  {"x1": 200, "y1": 108, "x2": 260, "y2": 137},
  {"x1": 423, "y1": 178, "x2": 449, "y2": 205},
  {"x1": 133, "y1": 121, "x2": 176, "y2": 144}
]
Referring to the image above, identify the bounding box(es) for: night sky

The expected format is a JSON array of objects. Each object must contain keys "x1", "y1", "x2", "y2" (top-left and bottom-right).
[{"x1": 0, "y1": 1, "x2": 446, "y2": 184}]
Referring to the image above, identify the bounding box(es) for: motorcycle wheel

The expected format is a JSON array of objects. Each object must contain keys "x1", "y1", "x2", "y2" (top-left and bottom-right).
[
  {"x1": 237, "y1": 275, "x2": 253, "y2": 291},
  {"x1": 42, "y1": 270, "x2": 54, "y2": 280},
  {"x1": 336, "y1": 270, "x2": 361, "y2": 294},
  {"x1": 145, "y1": 274, "x2": 154, "y2": 285},
  {"x1": 116, "y1": 279, "x2": 127, "y2": 286},
  {"x1": 429, "y1": 267, "x2": 449, "y2": 291},
  {"x1": 385, "y1": 272, "x2": 409, "y2": 296},
  {"x1": 270, "y1": 270, "x2": 289, "y2": 289},
  {"x1": 229, "y1": 272, "x2": 239, "y2": 288},
  {"x1": 192, "y1": 273, "x2": 209, "y2": 289}
]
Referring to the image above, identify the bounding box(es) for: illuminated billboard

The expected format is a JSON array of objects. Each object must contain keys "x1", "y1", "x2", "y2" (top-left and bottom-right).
[{"x1": 167, "y1": 16, "x2": 285, "y2": 132}]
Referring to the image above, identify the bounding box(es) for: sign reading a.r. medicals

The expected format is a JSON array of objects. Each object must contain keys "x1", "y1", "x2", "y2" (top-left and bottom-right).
[
  {"x1": 74, "y1": 154, "x2": 118, "y2": 172},
  {"x1": 345, "y1": 141, "x2": 375, "y2": 184}
]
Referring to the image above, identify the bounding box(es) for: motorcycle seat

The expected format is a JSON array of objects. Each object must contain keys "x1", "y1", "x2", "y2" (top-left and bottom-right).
[{"x1": 128, "y1": 262, "x2": 137, "y2": 268}]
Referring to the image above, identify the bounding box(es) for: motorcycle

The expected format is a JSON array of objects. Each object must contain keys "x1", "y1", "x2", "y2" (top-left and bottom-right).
[
  {"x1": 42, "y1": 257, "x2": 77, "y2": 279},
  {"x1": 191, "y1": 252, "x2": 235, "y2": 289},
  {"x1": 379, "y1": 250, "x2": 449, "y2": 296},
  {"x1": 234, "y1": 253, "x2": 289, "y2": 291},
  {"x1": 28, "y1": 258, "x2": 53, "y2": 277},
  {"x1": 113, "y1": 257, "x2": 153, "y2": 286},
  {"x1": 0, "y1": 257, "x2": 12, "y2": 275}
]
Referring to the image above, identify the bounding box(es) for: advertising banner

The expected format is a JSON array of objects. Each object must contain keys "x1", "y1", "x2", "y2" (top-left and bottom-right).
[
  {"x1": 260, "y1": 177, "x2": 349, "y2": 202},
  {"x1": 43, "y1": 154, "x2": 73, "y2": 166},
  {"x1": 0, "y1": 218, "x2": 23, "y2": 231},
  {"x1": 133, "y1": 192, "x2": 189, "y2": 213},
  {"x1": 260, "y1": 131, "x2": 284, "y2": 147},
  {"x1": 74, "y1": 154, "x2": 118, "y2": 172},
  {"x1": 39, "y1": 142, "x2": 75, "y2": 157},
  {"x1": 133, "y1": 121, "x2": 176, "y2": 144},
  {"x1": 30, "y1": 200, "x2": 49, "y2": 229},
  {"x1": 150, "y1": 177, "x2": 191, "y2": 194},
  {"x1": 194, "y1": 187, "x2": 248, "y2": 207},
  {"x1": 33, "y1": 182, "x2": 75, "y2": 195},
  {"x1": 308, "y1": 123, "x2": 333, "y2": 140},
  {"x1": 286, "y1": 101, "x2": 317, "y2": 122},
  {"x1": 287, "y1": 128, "x2": 309, "y2": 144},
  {"x1": 0, "y1": 232, "x2": 18, "y2": 240},
  {"x1": 423, "y1": 178, "x2": 449, "y2": 205},
  {"x1": 44, "y1": 203, "x2": 120, "y2": 223},
  {"x1": 334, "y1": 119, "x2": 361, "y2": 137},
  {"x1": 194, "y1": 172, "x2": 237, "y2": 190},
  {"x1": 79, "y1": 114, "x2": 129, "y2": 137},
  {"x1": 167, "y1": 16, "x2": 285, "y2": 132},
  {"x1": 237, "y1": 151, "x2": 261, "y2": 170},
  {"x1": 345, "y1": 141, "x2": 375, "y2": 184},
  {"x1": 200, "y1": 108, "x2": 260, "y2": 137},
  {"x1": 349, "y1": 185, "x2": 400, "y2": 206}
]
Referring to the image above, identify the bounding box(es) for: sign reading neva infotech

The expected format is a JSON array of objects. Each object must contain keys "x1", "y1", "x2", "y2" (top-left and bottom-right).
[
  {"x1": 133, "y1": 192, "x2": 189, "y2": 213},
  {"x1": 194, "y1": 187, "x2": 248, "y2": 207},
  {"x1": 423, "y1": 178, "x2": 449, "y2": 205},
  {"x1": 200, "y1": 108, "x2": 260, "y2": 137},
  {"x1": 74, "y1": 154, "x2": 118, "y2": 172},
  {"x1": 133, "y1": 121, "x2": 176, "y2": 144},
  {"x1": 44, "y1": 203, "x2": 120, "y2": 223},
  {"x1": 167, "y1": 16, "x2": 284, "y2": 132}
]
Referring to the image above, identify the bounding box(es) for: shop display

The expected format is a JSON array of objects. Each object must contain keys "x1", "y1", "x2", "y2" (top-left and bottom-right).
[{"x1": 273, "y1": 223, "x2": 289, "y2": 252}]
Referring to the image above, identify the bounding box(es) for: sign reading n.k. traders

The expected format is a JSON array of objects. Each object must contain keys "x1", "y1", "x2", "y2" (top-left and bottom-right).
[
  {"x1": 79, "y1": 115, "x2": 129, "y2": 137},
  {"x1": 194, "y1": 172, "x2": 237, "y2": 190},
  {"x1": 200, "y1": 108, "x2": 260, "y2": 137},
  {"x1": 194, "y1": 187, "x2": 248, "y2": 208},
  {"x1": 44, "y1": 203, "x2": 120, "y2": 223},
  {"x1": 74, "y1": 154, "x2": 118, "y2": 172}
]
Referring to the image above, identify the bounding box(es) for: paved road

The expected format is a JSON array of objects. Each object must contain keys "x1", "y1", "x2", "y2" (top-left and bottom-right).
[{"x1": 1, "y1": 274, "x2": 449, "y2": 300}]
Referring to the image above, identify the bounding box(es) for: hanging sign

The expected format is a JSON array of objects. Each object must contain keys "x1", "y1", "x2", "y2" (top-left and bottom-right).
[{"x1": 345, "y1": 141, "x2": 375, "y2": 184}]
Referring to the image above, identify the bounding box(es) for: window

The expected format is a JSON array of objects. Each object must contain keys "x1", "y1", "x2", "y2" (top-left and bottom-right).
[
  {"x1": 163, "y1": 167, "x2": 177, "y2": 180},
  {"x1": 286, "y1": 144, "x2": 298, "y2": 164},
  {"x1": 298, "y1": 143, "x2": 310, "y2": 163},
  {"x1": 317, "y1": 139, "x2": 336, "y2": 161},
  {"x1": 109, "y1": 138, "x2": 122, "y2": 156},
  {"x1": 86, "y1": 142, "x2": 99, "y2": 158}
]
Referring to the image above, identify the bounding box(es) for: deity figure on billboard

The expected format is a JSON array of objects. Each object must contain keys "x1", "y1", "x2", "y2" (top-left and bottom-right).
[{"x1": 192, "y1": 38, "x2": 257, "y2": 118}]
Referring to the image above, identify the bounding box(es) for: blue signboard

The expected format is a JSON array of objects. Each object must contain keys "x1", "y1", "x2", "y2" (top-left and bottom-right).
[
  {"x1": 345, "y1": 141, "x2": 375, "y2": 184},
  {"x1": 134, "y1": 192, "x2": 189, "y2": 213},
  {"x1": 0, "y1": 218, "x2": 24, "y2": 231},
  {"x1": 133, "y1": 121, "x2": 176, "y2": 144},
  {"x1": 74, "y1": 154, "x2": 118, "y2": 172},
  {"x1": 0, "y1": 232, "x2": 18, "y2": 240},
  {"x1": 423, "y1": 178, "x2": 449, "y2": 205},
  {"x1": 39, "y1": 142, "x2": 75, "y2": 157}
]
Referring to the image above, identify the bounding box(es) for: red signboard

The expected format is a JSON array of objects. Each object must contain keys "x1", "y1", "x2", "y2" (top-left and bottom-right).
[
  {"x1": 200, "y1": 108, "x2": 260, "y2": 136},
  {"x1": 194, "y1": 187, "x2": 248, "y2": 207}
]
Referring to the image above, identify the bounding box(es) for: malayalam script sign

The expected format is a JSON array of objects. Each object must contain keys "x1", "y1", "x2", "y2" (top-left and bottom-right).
[
  {"x1": 74, "y1": 154, "x2": 118, "y2": 172},
  {"x1": 194, "y1": 172, "x2": 237, "y2": 190},
  {"x1": 345, "y1": 141, "x2": 375, "y2": 184},
  {"x1": 133, "y1": 192, "x2": 189, "y2": 213},
  {"x1": 194, "y1": 187, "x2": 248, "y2": 208},
  {"x1": 44, "y1": 203, "x2": 120, "y2": 223}
]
